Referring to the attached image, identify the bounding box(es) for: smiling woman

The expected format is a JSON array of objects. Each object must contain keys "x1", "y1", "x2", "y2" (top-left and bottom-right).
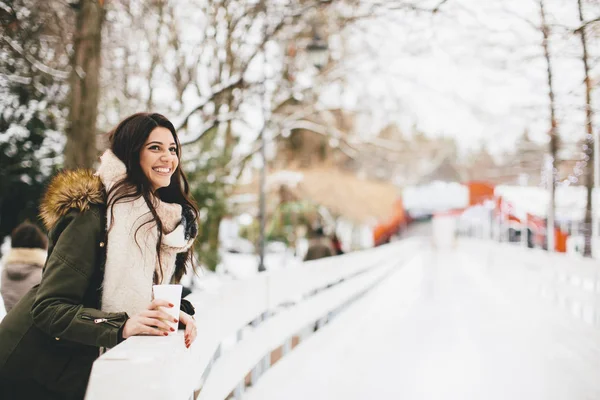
[
  {"x1": 0, "y1": 113, "x2": 200, "y2": 400},
  {"x1": 140, "y1": 127, "x2": 180, "y2": 192}
]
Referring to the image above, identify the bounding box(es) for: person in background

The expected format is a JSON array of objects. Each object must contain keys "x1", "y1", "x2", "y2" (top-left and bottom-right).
[
  {"x1": 331, "y1": 233, "x2": 344, "y2": 256},
  {"x1": 0, "y1": 113, "x2": 199, "y2": 400},
  {"x1": 304, "y1": 227, "x2": 335, "y2": 261},
  {"x1": 1, "y1": 222, "x2": 48, "y2": 313}
]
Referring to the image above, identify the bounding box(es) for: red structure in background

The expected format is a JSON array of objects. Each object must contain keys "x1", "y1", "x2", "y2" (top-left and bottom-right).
[
  {"x1": 523, "y1": 213, "x2": 567, "y2": 251},
  {"x1": 372, "y1": 181, "x2": 568, "y2": 252},
  {"x1": 467, "y1": 181, "x2": 495, "y2": 206},
  {"x1": 373, "y1": 198, "x2": 408, "y2": 246},
  {"x1": 495, "y1": 194, "x2": 567, "y2": 253},
  {"x1": 463, "y1": 181, "x2": 567, "y2": 252}
]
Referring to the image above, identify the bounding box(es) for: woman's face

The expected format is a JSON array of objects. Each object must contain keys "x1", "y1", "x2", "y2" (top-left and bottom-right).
[{"x1": 140, "y1": 127, "x2": 179, "y2": 192}]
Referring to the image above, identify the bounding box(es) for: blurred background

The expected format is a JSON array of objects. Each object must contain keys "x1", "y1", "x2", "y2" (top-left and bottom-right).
[{"x1": 2, "y1": 0, "x2": 600, "y2": 276}]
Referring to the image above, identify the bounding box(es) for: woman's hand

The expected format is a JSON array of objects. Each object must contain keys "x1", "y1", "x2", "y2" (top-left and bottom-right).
[
  {"x1": 179, "y1": 310, "x2": 197, "y2": 348},
  {"x1": 122, "y1": 299, "x2": 178, "y2": 339}
]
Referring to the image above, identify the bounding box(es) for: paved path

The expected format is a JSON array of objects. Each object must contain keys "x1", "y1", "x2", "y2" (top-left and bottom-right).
[{"x1": 246, "y1": 244, "x2": 600, "y2": 400}]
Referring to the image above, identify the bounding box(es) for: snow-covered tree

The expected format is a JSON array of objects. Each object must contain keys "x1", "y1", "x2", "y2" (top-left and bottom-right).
[{"x1": 0, "y1": 0, "x2": 69, "y2": 245}]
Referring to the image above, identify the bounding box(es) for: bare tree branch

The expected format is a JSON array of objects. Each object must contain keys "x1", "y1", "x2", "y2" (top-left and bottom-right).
[
  {"x1": 177, "y1": 0, "x2": 330, "y2": 144},
  {"x1": 1, "y1": 34, "x2": 70, "y2": 80},
  {"x1": 575, "y1": 15, "x2": 600, "y2": 33},
  {"x1": 179, "y1": 112, "x2": 240, "y2": 146},
  {"x1": 386, "y1": 0, "x2": 450, "y2": 13},
  {"x1": 175, "y1": 75, "x2": 245, "y2": 132}
]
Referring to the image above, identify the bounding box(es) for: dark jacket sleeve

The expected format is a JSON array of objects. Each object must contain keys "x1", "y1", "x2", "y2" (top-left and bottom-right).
[
  {"x1": 180, "y1": 298, "x2": 195, "y2": 316},
  {"x1": 31, "y1": 207, "x2": 128, "y2": 348}
]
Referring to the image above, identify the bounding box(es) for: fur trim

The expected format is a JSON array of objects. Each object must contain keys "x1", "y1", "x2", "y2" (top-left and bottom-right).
[
  {"x1": 3, "y1": 248, "x2": 47, "y2": 267},
  {"x1": 40, "y1": 169, "x2": 105, "y2": 231},
  {"x1": 95, "y1": 150, "x2": 127, "y2": 190}
]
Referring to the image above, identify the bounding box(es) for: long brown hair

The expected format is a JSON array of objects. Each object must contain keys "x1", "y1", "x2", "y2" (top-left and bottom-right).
[{"x1": 106, "y1": 112, "x2": 198, "y2": 283}]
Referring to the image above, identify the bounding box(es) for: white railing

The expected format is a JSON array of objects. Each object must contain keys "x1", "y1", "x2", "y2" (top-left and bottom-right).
[
  {"x1": 460, "y1": 238, "x2": 600, "y2": 327},
  {"x1": 85, "y1": 238, "x2": 423, "y2": 400}
]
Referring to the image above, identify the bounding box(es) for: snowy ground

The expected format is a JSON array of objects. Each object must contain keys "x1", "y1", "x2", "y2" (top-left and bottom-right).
[{"x1": 246, "y1": 243, "x2": 600, "y2": 400}]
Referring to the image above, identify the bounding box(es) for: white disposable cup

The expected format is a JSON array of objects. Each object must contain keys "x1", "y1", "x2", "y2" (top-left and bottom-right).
[{"x1": 152, "y1": 284, "x2": 182, "y2": 334}]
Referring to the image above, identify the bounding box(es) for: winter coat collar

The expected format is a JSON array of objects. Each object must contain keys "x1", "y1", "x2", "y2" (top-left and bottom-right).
[{"x1": 39, "y1": 169, "x2": 105, "y2": 231}]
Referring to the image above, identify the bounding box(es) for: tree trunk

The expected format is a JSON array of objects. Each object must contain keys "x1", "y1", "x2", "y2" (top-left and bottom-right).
[
  {"x1": 578, "y1": 0, "x2": 596, "y2": 257},
  {"x1": 65, "y1": 0, "x2": 104, "y2": 169},
  {"x1": 540, "y1": 0, "x2": 558, "y2": 252}
]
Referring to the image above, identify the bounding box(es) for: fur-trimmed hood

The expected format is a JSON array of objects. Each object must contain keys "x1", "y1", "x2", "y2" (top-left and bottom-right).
[
  {"x1": 3, "y1": 248, "x2": 47, "y2": 267},
  {"x1": 39, "y1": 169, "x2": 105, "y2": 231},
  {"x1": 2, "y1": 248, "x2": 47, "y2": 280}
]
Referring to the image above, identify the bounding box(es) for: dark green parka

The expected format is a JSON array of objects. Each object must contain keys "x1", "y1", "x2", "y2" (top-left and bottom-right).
[{"x1": 0, "y1": 170, "x2": 128, "y2": 399}]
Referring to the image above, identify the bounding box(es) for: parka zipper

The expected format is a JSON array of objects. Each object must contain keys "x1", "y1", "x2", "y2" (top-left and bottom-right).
[{"x1": 80, "y1": 313, "x2": 123, "y2": 328}]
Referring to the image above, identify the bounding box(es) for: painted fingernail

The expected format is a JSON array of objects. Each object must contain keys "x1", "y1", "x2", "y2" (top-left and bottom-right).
[
  {"x1": 174, "y1": 319, "x2": 178, "y2": 323},
  {"x1": 163, "y1": 332, "x2": 168, "y2": 336},
  {"x1": 170, "y1": 327, "x2": 175, "y2": 332},
  {"x1": 168, "y1": 303, "x2": 174, "y2": 307}
]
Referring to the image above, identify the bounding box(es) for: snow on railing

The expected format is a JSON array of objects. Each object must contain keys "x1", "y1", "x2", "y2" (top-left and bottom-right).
[
  {"x1": 85, "y1": 238, "x2": 423, "y2": 400},
  {"x1": 461, "y1": 238, "x2": 600, "y2": 327}
]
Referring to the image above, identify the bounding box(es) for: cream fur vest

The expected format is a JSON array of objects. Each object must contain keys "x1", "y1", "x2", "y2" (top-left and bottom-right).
[{"x1": 96, "y1": 150, "x2": 194, "y2": 318}]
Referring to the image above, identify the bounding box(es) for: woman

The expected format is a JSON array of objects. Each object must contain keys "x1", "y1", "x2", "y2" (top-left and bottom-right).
[
  {"x1": 1, "y1": 222, "x2": 48, "y2": 312},
  {"x1": 0, "y1": 113, "x2": 199, "y2": 400}
]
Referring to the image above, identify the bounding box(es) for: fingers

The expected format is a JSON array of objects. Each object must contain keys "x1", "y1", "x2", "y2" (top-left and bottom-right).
[
  {"x1": 139, "y1": 317, "x2": 173, "y2": 333},
  {"x1": 123, "y1": 300, "x2": 181, "y2": 339},
  {"x1": 148, "y1": 299, "x2": 174, "y2": 310},
  {"x1": 123, "y1": 318, "x2": 168, "y2": 339},
  {"x1": 179, "y1": 311, "x2": 196, "y2": 348},
  {"x1": 184, "y1": 322, "x2": 197, "y2": 348},
  {"x1": 141, "y1": 324, "x2": 168, "y2": 336},
  {"x1": 189, "y1": 328, "x2": 197, "y2": 343},
  {"x1": 142, "y1": 309, "x2": 178, "y2": 324}
]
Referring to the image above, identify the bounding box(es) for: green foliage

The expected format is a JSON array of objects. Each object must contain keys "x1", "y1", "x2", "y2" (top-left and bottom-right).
[
  {"x1": 187, "y1": 150, "x2": 229, "y2": 272},
  {"x1": 239, "y1": 220, "x2": 260, "y2": 246},
  {"x1": 238, "y1": 200, "x2": 317, "y2": 248}
]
